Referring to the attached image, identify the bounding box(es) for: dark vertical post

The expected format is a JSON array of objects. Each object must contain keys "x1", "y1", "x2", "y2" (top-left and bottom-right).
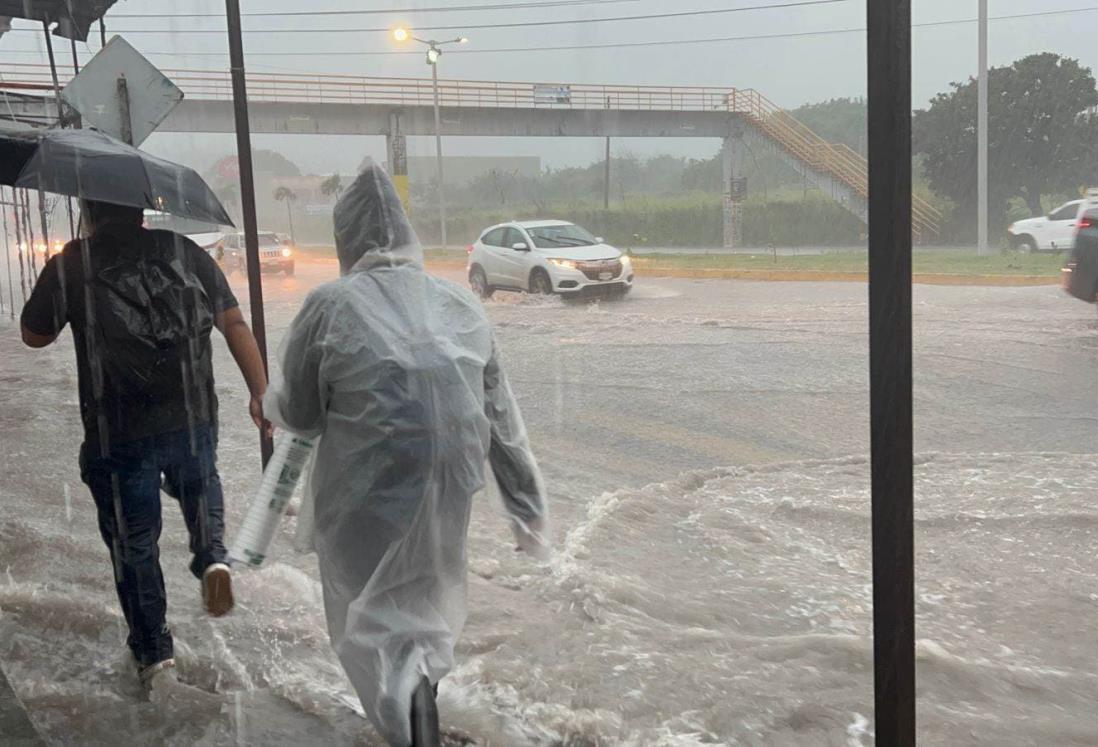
[
  {"x1": 2, "y1": 188, "x2": 16, "y2": 318},
  {"x1": 12, "y1": 188, "x2": 27, "y2": 303},
  {"x1": 225, "y1": 0, "x2": 273, "y2": 467},
  {"x1": 116, "y1": 77, "x2": 133, "y2": 145},
  {"x1": 603, "y1": 137, "x2": 611, "y2": 210},
  {"x1": 603, "y1": 97, "x2": 611, "y2": 210},
  {"x1": 99, "y1": 18, "x2": 107, "y2": 47},
  {"x1": 867, "y1": 0, "x2": 916, "y2": 745},
  {"x1": 41, "y1": 22, "x2": 64, "y2": 116},
  {"x1": 386, "y1": 113, "x2": 410, "y2": 212},
  {"x1": 42, "y1": 22, "x2": 76, "y2": 237}
]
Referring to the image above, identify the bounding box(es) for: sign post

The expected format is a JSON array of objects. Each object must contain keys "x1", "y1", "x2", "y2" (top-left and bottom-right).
[{"x1": 61, "y1": 36, "x2": 182, "y2": 147}]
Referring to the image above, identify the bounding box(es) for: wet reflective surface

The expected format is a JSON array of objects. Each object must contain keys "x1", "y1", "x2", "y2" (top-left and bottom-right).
[{"x1": 2, "y1": 262, "x2": 1096, "y2": 744}]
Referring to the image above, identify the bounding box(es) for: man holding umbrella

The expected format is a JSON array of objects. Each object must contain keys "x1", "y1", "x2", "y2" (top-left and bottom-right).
[{"x1": 10, "y1": 130, "x2": 267, "y2": 689}]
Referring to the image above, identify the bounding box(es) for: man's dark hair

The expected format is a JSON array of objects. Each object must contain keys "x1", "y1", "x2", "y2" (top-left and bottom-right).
[{"x1": 82, "y1": 200, "x2": 144, "y2": 229}]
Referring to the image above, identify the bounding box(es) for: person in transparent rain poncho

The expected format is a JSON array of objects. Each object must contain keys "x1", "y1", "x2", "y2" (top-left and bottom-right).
[{"x1": 264, "y1": 160, "x2": 550, "y2": 746}]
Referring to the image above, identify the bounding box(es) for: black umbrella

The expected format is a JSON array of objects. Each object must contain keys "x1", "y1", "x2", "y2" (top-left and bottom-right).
[
  {"x1": 1, "y1": 128, "x2": 234, "y2": 227},
  {"x1": 0, "y1": 0, "x2": 118, "y2": 41}
]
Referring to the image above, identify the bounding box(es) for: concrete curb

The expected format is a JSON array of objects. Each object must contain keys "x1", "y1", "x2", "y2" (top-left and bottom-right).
[
  {"x1": 299, "y1": 256, "x2": 1060, "y2": 287},
  {"x1": 629, "y1": 266, "x2": 1059, "y2": 286}
]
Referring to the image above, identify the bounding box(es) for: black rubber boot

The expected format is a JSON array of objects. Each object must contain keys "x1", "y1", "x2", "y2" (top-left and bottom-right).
[{"x1": 410, "y1": 676, "x2": 440, "y2": 747}]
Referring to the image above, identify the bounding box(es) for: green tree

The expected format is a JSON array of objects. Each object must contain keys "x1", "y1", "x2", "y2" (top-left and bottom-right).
[
  {"x1": 793, "y1": 98, "x2": 867, "y2": 154},
  {"x1": 914, "y1": 52, "x2": 1098, "y2": 224},
  {"x1": 273, "y1": 186, "x2": 298, "y2": 243},
  {"x1": 320, "y1": 173, "x2": 343, "y2": 198}
]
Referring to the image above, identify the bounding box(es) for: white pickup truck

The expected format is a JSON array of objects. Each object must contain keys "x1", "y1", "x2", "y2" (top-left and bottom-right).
[{"x1": 1008, "y1": 199, "x2": 1085, "y2": 253}]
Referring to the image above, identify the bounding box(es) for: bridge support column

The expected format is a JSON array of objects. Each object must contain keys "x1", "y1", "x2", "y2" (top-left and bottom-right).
[
  {"x1": 722, "y1": 134, "x2": 744, "y2": 250},
  {"x1": 386, "y1": 113, "x2": 409, "y2": 212}
]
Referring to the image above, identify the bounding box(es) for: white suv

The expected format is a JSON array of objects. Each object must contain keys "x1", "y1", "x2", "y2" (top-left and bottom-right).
[
  {"x1": 1008, "y1": 200, "x2": 1085, "y2": 253},
  {"x1": 467, "y1": 220, "x2": 634, "y2": 299}
]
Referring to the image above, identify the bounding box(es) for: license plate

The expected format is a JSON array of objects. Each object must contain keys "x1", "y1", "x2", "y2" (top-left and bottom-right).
[{"x1": 598, "y1": 271, "x2": 613, "y2": 280}]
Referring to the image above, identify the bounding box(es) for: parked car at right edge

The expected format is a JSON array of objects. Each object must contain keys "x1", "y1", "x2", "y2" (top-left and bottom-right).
[
  {"x1": 1062, "y1": 191, "x2": 1098, "y2": 304},
  {"x1": 1008, "y1": 199, "x2": 1085, "y2": 253}
]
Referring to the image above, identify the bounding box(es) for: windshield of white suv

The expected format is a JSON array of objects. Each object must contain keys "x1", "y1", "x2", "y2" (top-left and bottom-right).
[{"x1": 527, "y1": 223, "x2": 598, "y2": 248}]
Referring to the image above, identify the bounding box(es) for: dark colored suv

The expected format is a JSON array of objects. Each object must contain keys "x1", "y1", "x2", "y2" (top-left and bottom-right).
[{"x1": 1061, "y1": 197, "x2": 1098, "y2": 303}]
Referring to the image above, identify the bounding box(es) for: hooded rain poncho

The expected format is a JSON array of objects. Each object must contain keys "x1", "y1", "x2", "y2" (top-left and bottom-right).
[{"x1": 263, "y1": 161, "x2": 548, "y2": 745}]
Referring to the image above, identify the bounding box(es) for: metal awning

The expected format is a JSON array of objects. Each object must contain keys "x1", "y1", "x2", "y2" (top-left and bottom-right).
[{"x1": 0, "y1": 1, "x2": 118, "y2": 41}]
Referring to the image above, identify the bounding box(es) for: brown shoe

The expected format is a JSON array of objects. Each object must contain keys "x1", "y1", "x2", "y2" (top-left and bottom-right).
[{"x1": 202, "y1": 563, "x2": 234, "y2": 617}]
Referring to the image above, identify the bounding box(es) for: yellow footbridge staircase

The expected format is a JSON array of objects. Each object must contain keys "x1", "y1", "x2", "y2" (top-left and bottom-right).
[{"x1": 729, "y1": 89, "x2": 940, "y2": 240}]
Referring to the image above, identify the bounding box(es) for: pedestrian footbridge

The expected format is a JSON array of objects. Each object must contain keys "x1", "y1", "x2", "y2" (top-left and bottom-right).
[{"x1": 0, "y1": 63, "x2": 941, "y2": 244}]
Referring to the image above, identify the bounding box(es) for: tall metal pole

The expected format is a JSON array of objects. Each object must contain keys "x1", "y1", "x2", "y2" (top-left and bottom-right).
[
  {"x1": 41, "y1": 22, "x2": 76, "y2": 238},
  {"x1": 977, "y1": 0, "x2": 989, "y2": 255},
  {"x1": 431, "y1": 60, "x2": 448, "y2": 249},
  {"x1": 22, "y1": 191, "x2": 37, "y2": 279},
  {"x1": 867, "y1": 0, "x2": 915, "y2": 743},
  {"x1": 604, "y1": 97, "x2": 611, "y2": 210},
  {"x1": 99, "y1": 18, "x2": 106, "y2": 46},
  {"x1": 603, "y1": 138, "x2": 611, "y2": 210},
  {"x1": 225, "y1": 0, "x2": 273, "y2": 467},
  {"x1": 12, "y1": 189, "x2": 27, "y2": 303},
  {"x1": 2, "y1": 188, "x2": 15, "y2": 318}
]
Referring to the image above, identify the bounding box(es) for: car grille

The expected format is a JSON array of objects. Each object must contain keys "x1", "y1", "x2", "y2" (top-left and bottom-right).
[
  {"x1": 260, "y1": 249, "x2": 280, "y2": 259},
  {"x1": 576, "y1": 259, "x2": 622, "y2": 281}
]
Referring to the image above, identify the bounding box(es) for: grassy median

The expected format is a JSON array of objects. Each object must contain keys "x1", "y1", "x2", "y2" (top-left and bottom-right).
[
  {"x1": 631, "y1": 251, "x2": 1066, "y2": 277},
  {"x1": 299, "y1": 245, "x2": 1066, "y2": 278}
]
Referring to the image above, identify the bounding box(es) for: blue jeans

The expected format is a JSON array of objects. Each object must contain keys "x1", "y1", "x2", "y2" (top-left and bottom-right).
[{"x1": 80, "y1": 425, "x2": 228, "y2": 669}]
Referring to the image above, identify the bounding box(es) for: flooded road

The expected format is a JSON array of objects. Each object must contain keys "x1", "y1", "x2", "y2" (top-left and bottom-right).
[{"x1": 1, "y1": 260, "x2": 1096, "y2": 745}]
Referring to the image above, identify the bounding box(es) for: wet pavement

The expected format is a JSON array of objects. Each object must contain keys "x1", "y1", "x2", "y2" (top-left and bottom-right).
[{"x1": 1, "y1": 259, "x2": 1096, "y2": 745}]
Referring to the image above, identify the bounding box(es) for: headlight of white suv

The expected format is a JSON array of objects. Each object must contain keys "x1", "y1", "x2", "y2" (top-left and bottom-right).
[
  {"x1": 620, "y1": 254, "x2": 632, "y2": 266},
  {"x1": 548, "y1": 258, "x2": 577, "y2": 269}
]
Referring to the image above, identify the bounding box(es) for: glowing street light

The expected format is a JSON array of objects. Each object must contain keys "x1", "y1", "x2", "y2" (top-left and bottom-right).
[{"x1": 390, "y1": 28, "x2": 470, "y2": 249}]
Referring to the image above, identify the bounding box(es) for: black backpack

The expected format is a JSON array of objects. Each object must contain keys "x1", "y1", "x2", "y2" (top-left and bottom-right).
[{"x1": 87, "y1": 231, "x2": 215, "y2": 418}]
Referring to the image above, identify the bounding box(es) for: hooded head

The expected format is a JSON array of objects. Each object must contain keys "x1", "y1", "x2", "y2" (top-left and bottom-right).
[{"x1": 333, "y1": 159, "x2": 421, "y2": 275}]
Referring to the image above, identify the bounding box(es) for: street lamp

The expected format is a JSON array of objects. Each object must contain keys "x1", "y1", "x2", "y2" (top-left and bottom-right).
[{"x1": 393, "y1": 28, "x2": 468, "y2": 249}]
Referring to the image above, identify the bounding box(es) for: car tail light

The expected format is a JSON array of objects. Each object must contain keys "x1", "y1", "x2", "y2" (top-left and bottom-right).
[
  {"x1": 1078, "y1": 216, "x2": 1095, "y2": 230},
  {"x1": 466, "y1": 244, "x2": 474, "y2": 254}
]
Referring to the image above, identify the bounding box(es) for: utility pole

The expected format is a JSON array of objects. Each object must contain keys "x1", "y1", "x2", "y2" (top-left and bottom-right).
[
  {"x1": 977, "y1": 0, "x2": 989, "y2": 255},
  {"x1": 225, "y1": 0, "x2": 273, "y2": 467},
  {"x1": 431, "y1": 61, "x2": 447, "y2": 249},
  {"x1": 867, "y1": 0, "x2": 916, "y2": 742},
  {"x1": 604, "y1": 96, "x2": 611, "y2": 210},
  {"x1": 392, "y1": 30, "x2": 466, "y2": 249}
]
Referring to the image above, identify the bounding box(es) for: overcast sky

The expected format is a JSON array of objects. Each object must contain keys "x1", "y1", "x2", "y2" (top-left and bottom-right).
[{"x1": 3, "y1": 0, "x2": 1096, "y2": 172}]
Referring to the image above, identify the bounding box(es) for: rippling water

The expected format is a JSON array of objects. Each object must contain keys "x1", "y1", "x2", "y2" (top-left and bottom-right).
[{"x1": 3, "y1": 274, "x2": 1097, "y2": 744}]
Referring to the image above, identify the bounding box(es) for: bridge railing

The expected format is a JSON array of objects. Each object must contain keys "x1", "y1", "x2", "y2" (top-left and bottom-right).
[
  {"x1": 0, "y1": 63, "x2": 940, "y2": 235},
  {"x1": 730, "y1": 87, "x2": 941, "y2": 237},
  {"x1": 0, "y1": 63, "x2": 734, "y2": 111}
]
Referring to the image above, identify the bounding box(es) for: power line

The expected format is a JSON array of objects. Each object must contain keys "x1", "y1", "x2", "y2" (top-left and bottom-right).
[
  {"x1": 7, "y1": 0, "x2": 852, "y2": 34},
  {"x1": 3, "y1": 4, "x2": 1097, "y2": 56},
  {"x1": 108, "y1": 0, "x2": 642, "y2": 18}
]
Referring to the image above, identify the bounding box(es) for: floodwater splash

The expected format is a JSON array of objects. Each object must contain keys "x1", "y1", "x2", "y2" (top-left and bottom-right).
[{"x1": 0, "y1": 453, "x2": 1096, "y2": 744}]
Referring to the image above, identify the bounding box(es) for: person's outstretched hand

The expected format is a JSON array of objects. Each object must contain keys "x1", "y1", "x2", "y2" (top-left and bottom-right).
[
  {"x1": 250, "y1": 393, "x2": 272, "y2": 438},
  {"x1": 513, "y1": 516, "x2": 551, "y2": 561}
]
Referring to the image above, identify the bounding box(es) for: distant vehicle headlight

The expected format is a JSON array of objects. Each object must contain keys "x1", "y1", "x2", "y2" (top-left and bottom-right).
[
  {"x1": 548, "y1": 258, "x2": 576, "y2": 269},
  {"x1": 281, "y1": 247, "x2": 293, "y2": 258}
]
